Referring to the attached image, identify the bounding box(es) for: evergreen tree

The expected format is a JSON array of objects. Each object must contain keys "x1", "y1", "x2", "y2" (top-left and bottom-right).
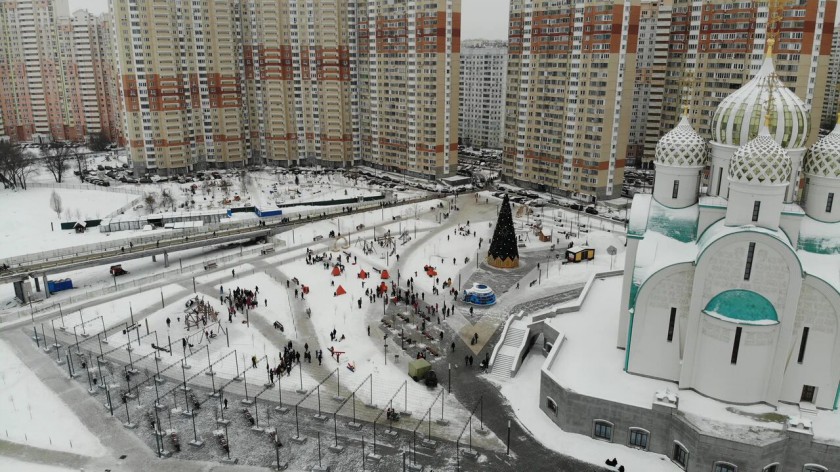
[{"x1": 487, "y1": 194, "x2": 519, "y2": 268}]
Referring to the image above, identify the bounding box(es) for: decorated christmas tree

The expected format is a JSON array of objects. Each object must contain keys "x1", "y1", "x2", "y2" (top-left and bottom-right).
[{"x1": 487, "y1": 194, "x2": 519, "y2": 268}]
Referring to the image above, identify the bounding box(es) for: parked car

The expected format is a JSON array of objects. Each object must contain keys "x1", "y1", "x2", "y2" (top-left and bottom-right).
[
  {"x1": 585, "y1": 206, "x2": 599, "y2": 215},
  {"x1": 569, "y1": 203, "x2": 584, "y2": 211}
]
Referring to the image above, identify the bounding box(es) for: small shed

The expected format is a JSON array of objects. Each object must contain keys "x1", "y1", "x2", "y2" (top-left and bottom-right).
[
  {"x1": 566, "y1": 246, "x2": 595, "y2": 263},
  {"x1": 74, "y1": 221, "x2": 87, "y2": 233},
  {"x1": 538, "y1": 227, "x2": 552, "y2": 242},
  {"x1": 408, "y1": 358, "x2": 432, "y2": 381}
]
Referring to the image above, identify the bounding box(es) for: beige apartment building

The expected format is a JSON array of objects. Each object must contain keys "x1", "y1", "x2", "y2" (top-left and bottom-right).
[
  {"x1": 0, "y1": 0, "x2": 122, "y2": 144},
  {"x1": 654, "y1": 0, "x2": 836, "y2": 163},
  {"x1": 113, "y1": 0, "x2": 460, "y2": 177},
  {"x1": 821, "y1": 24, "x2": 840, "y2": 130},
  {"x1": 503, "y1": 0, "x2": 641, "y2": 200},
  {"x1": 0, "y1": 0, "x2": 67, "y2": 142}
]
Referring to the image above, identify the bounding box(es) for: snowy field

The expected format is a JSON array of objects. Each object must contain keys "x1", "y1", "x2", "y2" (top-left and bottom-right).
[
  {"x1": 0, "y1": 457, "x2": 76, "y2": 472},
  {"x1": 0, "y1": 339, "x2": 105, "y2": 457},
  {"x1": 0, "y1": 187, "x2": 138, "y2": 259}
]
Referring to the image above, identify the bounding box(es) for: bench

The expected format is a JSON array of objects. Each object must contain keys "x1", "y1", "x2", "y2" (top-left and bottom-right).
[
  {"x1": 260, "y1": 247, "x2": 275, "y2": 255},
  {"x1": 313, "y1": 235, "x2": 324, "y2": 241},
  {"x1": 204, "y1": 262, "x2": 218, "y2": 270}
]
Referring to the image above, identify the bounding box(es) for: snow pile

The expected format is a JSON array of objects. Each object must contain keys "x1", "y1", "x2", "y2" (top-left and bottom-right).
[{"x1": 0, "y1": 340, "x2": 106, "y2": 456}]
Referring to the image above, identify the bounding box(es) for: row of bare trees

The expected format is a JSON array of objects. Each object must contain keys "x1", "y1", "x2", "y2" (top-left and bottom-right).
[{"x1": 0, "y1": 141, "x2": 92, "y2": 189}]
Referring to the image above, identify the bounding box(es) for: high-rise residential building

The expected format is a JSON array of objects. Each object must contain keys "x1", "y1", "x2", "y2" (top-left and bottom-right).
[
  {"x1": 113, "y1": 0, "x2": 460, "y2": 177},
  {"x1": 627, "y1": 0, "x2": 671, "y2": 167},
  {"x1": 0, "y1": 0, "x2": 122, "y2": 144},
  {"x1": 0, "y1": 0, "x2": 68, "y2": 142},
  {"x1": 358, "y1": 0, "x2": 460, "y2": 179},
  {"x1": 459, "y1": 40, "x2": 506, "y2": 149},
  {"x1": 649, "y1": 0, "x2": 836, "y2": 165},
  {"x1": 503, "y1": 0, "x2": 640, "y2": 201},
  {"x1": 58, "y1": 10, "x2": 123, "y2": 143},
  {"x1": 821, "y1": 23, "x2": 840, "y2": 130}
]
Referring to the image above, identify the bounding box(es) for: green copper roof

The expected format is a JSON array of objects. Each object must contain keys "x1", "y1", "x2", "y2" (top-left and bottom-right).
[{"x1": 703, "y1": 290, "x2": 778, "y2": 325}]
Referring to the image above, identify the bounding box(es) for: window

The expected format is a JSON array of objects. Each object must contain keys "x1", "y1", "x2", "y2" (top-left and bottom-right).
[
  {"x1": 744, "y1": 242, "x2": 756, "y2": 280},
  {"x1": 672, "y1": 180, "x2": 680, "y2": 199},
  {"x1": 752, "y1": 201, "x2": 761, "y2": 222},
  {"x1": 546, "y1": 397, "x2": 558, "y2": 415},
  {"x1": 593, "y1": 420, "x2": 613, "y2": 441},
  {"x1": 798, "y1": 327, "x2": 809, "y2": 363},
  {"x1": 667, "y1": 308, "x2": 676, "y2": 342},
  {"x1": 827, "y1": 193, "x2": 834, "y2": 213},
  {"x1": 731, "y1": 327, "x2": 742, "y2": 364},
  {"x1": 628, "y1": 428, "x2": 649, "y2": 449},
  {"x1": 763, "y1": 463, "x2": 779, "y2": 472},
  {"x1": 672, "y1": 442, "x2": 689, "y2": 468},
  {"x1": 714, "y1": 462, "x2": 737, "y2": 472},
  {"x1": 803, "y1": 466, "x2": 827, "y2": 472}
]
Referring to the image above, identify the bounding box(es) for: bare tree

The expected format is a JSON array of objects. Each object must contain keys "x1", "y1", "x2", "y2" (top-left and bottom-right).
[
  {"x1": 161, "y1": 189, "x2": 174, "y2": 211},
  {"x1": 0, "y1": 144, "x2": 36, "y2": 189},
  {"x1": 42, "y1": 147, "x2": 74, "y2": 183},
  {"x1": 49, "y1": 190, "x2": 63, "y2": 219},
  {"x1": 88, "y1": 132, "x2": 112, "y2": 152},
  {"x1": 144, "y1": 193, "x2": 157, "y2": 212}
]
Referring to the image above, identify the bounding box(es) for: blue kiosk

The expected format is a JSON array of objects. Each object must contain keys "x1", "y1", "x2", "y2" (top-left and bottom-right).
[{"x1": 463, "y1": 283, "x2": 497, "y2": 306}]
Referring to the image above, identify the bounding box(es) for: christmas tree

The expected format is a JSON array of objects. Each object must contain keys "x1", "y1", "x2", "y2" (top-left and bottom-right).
[{"x1": 487, "y1": 194, "x2": 519, "y2": 268}]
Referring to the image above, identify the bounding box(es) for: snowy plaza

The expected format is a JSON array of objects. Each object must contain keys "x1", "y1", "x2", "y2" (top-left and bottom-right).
[{"x1": 0, "y1": 166, "x2": 648, "y2": 472}]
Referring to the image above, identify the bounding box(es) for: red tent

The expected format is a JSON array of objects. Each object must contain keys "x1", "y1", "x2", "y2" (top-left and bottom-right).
[
  {"x1": 358, "y1": 270, "x2": 368, "y2": 279},
  {"x1": 331, "y1": 266, "x2": 342, "y2": 276},
  {"x1": 379, "y1": 281, "x2": 388, "y2": 292},
  {"x1": 426, "y1": 268, "x2": 437, "y2": 277},
  {"x1": 381, "y1": 269, "x2": 390, "y2": 280},
  {"x1": 335, "y1": 285, "x2": 347, "y2": 296}
]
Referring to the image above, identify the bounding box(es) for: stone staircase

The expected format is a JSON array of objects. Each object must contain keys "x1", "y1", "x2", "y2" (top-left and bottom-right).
[{"x1": 488, "y1": 325, "x2": 527, "y2": 381}]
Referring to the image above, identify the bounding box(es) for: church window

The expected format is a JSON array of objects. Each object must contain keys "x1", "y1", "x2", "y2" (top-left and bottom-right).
[
  {"x1": 672, "y1": 180, "x2": 679, "y2": 198},
  {"x1": 546, "y1": 397, "x2": 558, "y2": 415},
  {"x1": 628, "y1": 428, "x2": 649, "y2": 449},
  {"x1": 797, "y1": 327, "x2": 809, "y2": 363},
  {"x1": 827, "y1": 193, "x2": 834, "y2": 213},
  {"x1": 714, "y1": 462, "x2": 737, "y2": 472},
  {"x1": 667, "y1": 308, "x2": 676, "y2": 342},
  {"x1": 744, "y1": 242, "x2": 756, "y2": 280},
  {"x1": 672, "y1": 442, "x2": 689, "y2": 468},
  {"x1": 803, "y1": 466, "x2": 828, "y2": 472},
  {"x1": 752, "y1": 201, "x2": 761, "y2": 221},
  {"x1": 731, "y1": 327, "x2": 742, "y2": 364},
  {"x1": 593, "y1": 420, "x2": 613, "y2": 441}
]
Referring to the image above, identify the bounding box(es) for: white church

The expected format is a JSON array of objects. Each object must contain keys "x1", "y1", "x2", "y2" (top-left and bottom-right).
[{"x1": 619, "y1": 43, "x2": 840, "y2": 411}]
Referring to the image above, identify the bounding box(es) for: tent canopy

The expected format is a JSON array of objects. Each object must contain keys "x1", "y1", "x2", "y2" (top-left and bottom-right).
[
  {"x1": 332, "y1": 266, "x2": 342, "y2": 276},
  {"x1": 358, "y1": 270, "x2": 368, "y2": 279},
  {"x1": 380, "y1": 269, "x2": 390, "y2": 280},
  {"x1": 335, "y1": 285, "x2": 346, "y2": 296}
]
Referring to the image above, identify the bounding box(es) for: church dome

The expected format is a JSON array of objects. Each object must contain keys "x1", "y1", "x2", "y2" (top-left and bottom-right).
[
  {"x1": 728, "y1": 126, "x2": 792, "y2": 185},
  {"x1": 655, "y1": 115, "x2": 707, "y2": 167},
  {"x1": 804, "y1": 118, "x2": 840, "y2": 179},
  {"x1": 711, "y1": 56, "x2": 810, "y2": 149}
]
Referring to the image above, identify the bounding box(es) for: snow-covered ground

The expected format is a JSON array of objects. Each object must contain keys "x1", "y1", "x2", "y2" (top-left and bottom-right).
[
  {"x1": 0, "y1": 457, "x2": 77, "y2": 472},
  {"x1": 0, "y1": 187, "x2": 138, "y2": 259},
  {"x1": 0, "y1": 339, "x2": 106, "y2": 457}
]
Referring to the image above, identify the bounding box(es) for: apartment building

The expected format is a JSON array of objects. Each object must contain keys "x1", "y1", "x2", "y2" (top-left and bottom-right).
[
  {"x1": 0, "y1": 0, "x2": 68, "y2": 142},
  {"x1": 58, "y1": 10, "x2": 123, "y2": 143},
  {"x1": 627, "y1": 0, "x2": 670, "y2": 167},
  {"x1": 113, "y1": 0, "x2": 460, "y2": 177},
  {"x1": 459, "y1": 40, "x2": 506, "y2": 149},
  {"x1": 656, "y1": 0, "x2": 836, "y2": 162},
  {"x1": 503, "y1": 0, "x2": 640, "y2": 201},
  {"x1": 358, "y1": 0, "x2": 460, "y2": 179},
  {"x1": 821, "y1": 23, "x2": 840, "y2": 130}
]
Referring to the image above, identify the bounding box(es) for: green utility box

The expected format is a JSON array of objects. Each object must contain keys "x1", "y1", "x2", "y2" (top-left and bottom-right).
[{"x1": 408, "y1": 358, "x2": 432, "y2": 381}]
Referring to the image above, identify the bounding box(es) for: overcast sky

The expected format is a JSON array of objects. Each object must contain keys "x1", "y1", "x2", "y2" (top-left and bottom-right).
[{"x1": 69, "y1": 0, "x2": 510, "y2": 40}]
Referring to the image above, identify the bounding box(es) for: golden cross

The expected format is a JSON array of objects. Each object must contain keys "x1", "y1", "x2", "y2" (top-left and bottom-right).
[
  {"x1": 766, "y1": 0, "x2": 791, "y2": 55},
  {"x1": 678, "y1": 69, "x2": 696, "y2": 116}
]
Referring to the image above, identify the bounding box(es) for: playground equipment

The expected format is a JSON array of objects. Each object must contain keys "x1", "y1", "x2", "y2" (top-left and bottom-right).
[{"x1": 462, "y1": 283, "x2": 496, "y2": 306}]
